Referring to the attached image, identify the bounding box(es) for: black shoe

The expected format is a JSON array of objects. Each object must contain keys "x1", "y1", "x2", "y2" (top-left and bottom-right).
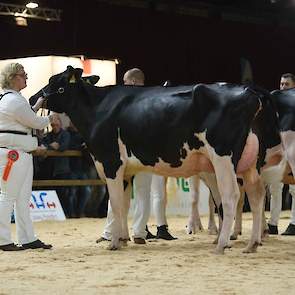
[
  {"x1": 22, "y1": 239, "x2": 52, "y2": 249},
  {"x1": 282, "y1": 223, "x2": 295, "y2": 235},
  {"x1": 146, "y1": 225, "x2": 156, "y2": 239},
  {"x1": 156, "y1": 225, "x2": 177, "y2": 240},
  {"x1": 268, "y1": 223, "x2": 278, "y2": 235},
  {"x1": 0, "y1": 243, "x2": 25, "y2": 251},
  {"x1": 134, "y1": 237, "x2": 146, "y2": 244},
  {"x1": 96, "y1": 237, "x2": 110, "y2": 243}
]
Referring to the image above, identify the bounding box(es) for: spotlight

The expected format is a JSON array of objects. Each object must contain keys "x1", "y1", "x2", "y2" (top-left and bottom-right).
[
  {"x1": 26, "y1": 2, "x2": 38, "y2": 9},
  {"x1": 15, "y1": 16, "x2": 28, "y2": 26}
]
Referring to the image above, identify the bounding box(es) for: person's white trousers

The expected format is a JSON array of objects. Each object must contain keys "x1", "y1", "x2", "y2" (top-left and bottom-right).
[
  {"x1": 269, "y1": 182, "x2": 283, "y2": 226},
  {"x1": 269, "y1": 182, "x2": 295, "y2": 226},
  {"x1": 0, "y1": 149, "x2": 36, "y2": 245},
  {"x1": 102, "y1": 172, "x2": 166, "y2": 240}
]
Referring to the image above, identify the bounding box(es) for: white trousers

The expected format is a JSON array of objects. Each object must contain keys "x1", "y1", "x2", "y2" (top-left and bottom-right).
[
  {"x1": 102, "y1": 172, "x2": 166, "y2": 239},
  {"x1": 269, "y1": 182, "x2": 295, "y2": 226},
  {"x1": 0, "y1": 149, "x2": 36, "y2": 245}
]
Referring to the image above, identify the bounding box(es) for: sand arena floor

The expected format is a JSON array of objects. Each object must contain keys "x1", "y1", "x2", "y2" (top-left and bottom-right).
[{"x1": 0, "y1": 212, "x2": 295, "y2": 295}]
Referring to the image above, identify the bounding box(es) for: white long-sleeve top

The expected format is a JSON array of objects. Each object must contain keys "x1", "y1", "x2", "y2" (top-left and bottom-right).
[{"x1": 0, "y1": 89, "x2": 50, "y2": 152}]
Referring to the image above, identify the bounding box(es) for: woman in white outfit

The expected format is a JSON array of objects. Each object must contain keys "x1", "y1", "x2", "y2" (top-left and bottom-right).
[{"x1": 0, "y1": 63, "x2": 53, "y2": 251}]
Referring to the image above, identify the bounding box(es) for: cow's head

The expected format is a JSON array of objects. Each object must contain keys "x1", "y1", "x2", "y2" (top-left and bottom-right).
[{"x1": 29, "y1": 66, "x2": 99, "y2": 113}]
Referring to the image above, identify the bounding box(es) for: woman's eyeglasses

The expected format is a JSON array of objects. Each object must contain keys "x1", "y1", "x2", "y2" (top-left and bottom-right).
[{"x1": 16, "y1": 72, "x2": 28, "y2": 79}]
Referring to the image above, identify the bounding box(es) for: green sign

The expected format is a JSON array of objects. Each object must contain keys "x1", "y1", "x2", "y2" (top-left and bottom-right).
[{"x1": 176, "y1": 178, "x2": 190, "y2": 192}]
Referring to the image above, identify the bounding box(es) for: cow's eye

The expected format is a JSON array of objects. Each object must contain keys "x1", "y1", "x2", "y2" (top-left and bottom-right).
[{"x1": 58, "y1": 87, "x2": 64, "y2": 94}]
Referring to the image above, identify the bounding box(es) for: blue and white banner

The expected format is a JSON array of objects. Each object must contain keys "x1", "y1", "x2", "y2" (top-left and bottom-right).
[{"x1": 30, "y1": 190, "x2": 66, "y2": 222}]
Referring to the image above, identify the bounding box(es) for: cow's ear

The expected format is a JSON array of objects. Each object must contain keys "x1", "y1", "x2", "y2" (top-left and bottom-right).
[
  {"x1": 69, "y1": 68, "x2": 83, "y2": 84},
  {"x1": 67, "y1": 65, "x2": 75, "y2": 71},
  {"x1": 65, "y1": 66, "x2": 76, "y2": 83},
  {"x1": 64, "y1": 66, "x2": 82, "y2": 83},
  {"x1": 75, "y1": 68, "x2": 83, "y2": 78},
  {"x1": 66, "y1": 65, "x2": 75, "y2": 76},
  {"x1": 83, "y1": 75, "x2": 100, "y2": 85},
  {"x1": 89, "y1": 75, "x2": 100, "y2": 85}
]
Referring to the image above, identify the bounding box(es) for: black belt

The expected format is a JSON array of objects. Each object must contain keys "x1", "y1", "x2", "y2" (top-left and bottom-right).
[
  {"x1": 0, "y1": 130, "x2": 28, "y2": 135},
  {"x1": 0, "y1": 147, "x2": 32, "y2": 154},
  {"x1": 0, "y1": 130, "x2": 37, "y2": 137}
]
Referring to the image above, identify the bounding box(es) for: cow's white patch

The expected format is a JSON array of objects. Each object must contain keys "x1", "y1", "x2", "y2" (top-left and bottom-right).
[
  {"x1": 116, "y1": 132, "x2": 214, "y2": 178},
  {"x1": 260, "y1": 142, "x2": 286, "y2": 185},
  {"x1": 281, "y1": 130, "x2": 295, "y2": 176}
]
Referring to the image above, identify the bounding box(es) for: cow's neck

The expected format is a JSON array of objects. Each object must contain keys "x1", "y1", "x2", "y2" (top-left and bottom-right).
[
  {"x1": 67, "y1": 106, "x2": 93, "y2": 140},
  {"x1": 63, "y1": 86, "x2": 96, "y2": 142}
]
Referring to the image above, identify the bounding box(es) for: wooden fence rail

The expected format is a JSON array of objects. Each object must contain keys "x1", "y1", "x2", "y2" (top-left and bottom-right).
[
  {"x1": 32, "y1": 150, "x2": 105, "y2": 187},
  {"x1": 31, "y1": 150, "x2": 295, "y2": 186}
]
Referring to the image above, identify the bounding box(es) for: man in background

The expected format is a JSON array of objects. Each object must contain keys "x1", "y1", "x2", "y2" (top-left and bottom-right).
[{"x1": 268, "y1": 73, "x2": 295, "y2": 235}]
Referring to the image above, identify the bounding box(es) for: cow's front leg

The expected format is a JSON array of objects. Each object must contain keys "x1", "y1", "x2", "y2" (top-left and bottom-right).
[
  {"x1": 243, "y1": 169, "x2": 265, "y2": 253},
  {"x1": 213, "y1": 156, "x2": 240, "y2": 254},
  {"x1": 106, "y1": 176, "x2": 125, "y2": 250},
  {"x1": 187, "y1": 176, "x2": 204, "y2": 234}
]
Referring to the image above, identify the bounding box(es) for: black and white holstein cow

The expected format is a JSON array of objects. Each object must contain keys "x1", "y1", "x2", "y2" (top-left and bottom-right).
[
  {"x1": 30, "y1": 66, "x2": 276, "y2": 254},
  {"x1": 187, "y1": 86, "x2": 286, "y2": 244}
]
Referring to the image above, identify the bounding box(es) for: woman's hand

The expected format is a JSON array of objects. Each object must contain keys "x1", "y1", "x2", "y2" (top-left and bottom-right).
[{"x1": 32, "y1": 96, "x2": 46, "y2": 112}]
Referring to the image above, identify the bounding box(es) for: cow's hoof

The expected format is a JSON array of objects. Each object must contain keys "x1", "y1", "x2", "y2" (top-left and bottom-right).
[
  {"x1": 208, "y1": 223, "x2": 218, "y2": 235},
  {"x1": 212, "y1": 237, "x2": 218, "y2": 244},
  {"x1": 107, "y1": 245, "x2": 119, "y2": 251},
  {"x1": 242, "y1": 241, "x2": 259, "y2": 253},
  {"x1": 230, "y1": 234, "x2": 238, "y2": 240},
  {"x1": 214, "y1": 246, "x2": 225, "y2": 255},
  {"x1": 107, "y1": 243, "x2": 121, "y2": 250},
  {"x1": 186, "y1": 225, "x2": 195, "y2": 235},
  {"x1": 186, "y1": 225, "x2": 201, "y2": 235},
  {"x1": 120, "y1": 238, "x2": 129, "y2": 246},
  {"x1": 208, "y1": 228, "x2": 218, "y2": 235},
  {"x1": 242, "y1": 247, "x2": 256, "y2": 254},
  {"x1": 197, "y1": 225, "x2": 204, "y2": 231},
  {"x1": 186, "y1": 222, "x2": 204, "y2": 235}
]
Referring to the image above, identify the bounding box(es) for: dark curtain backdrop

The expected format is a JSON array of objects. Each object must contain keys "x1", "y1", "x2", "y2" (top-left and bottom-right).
[{"x1": 0, "y1": 1, "x2": 294, "y2": 90}]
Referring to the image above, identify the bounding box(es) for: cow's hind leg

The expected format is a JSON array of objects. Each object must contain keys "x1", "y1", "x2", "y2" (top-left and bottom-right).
[
  {"x1": 243, "y1": 169, "x2": 265, "y2": 253},
  {"x1": 187, "y1": 175, "x2": 204, "y2": 234},
  {"x1": 261, "y1": 194, "x2": 269, "y2": 240},
  {"x1": 208, "y1": 193, "x2": 218, "y2": 235},
  {"x1": 212, "y1": 156, "x2": 240, "y2": 254},
  {"x1": 201, "y1": 173, "x2": 222, "y2": 243}
]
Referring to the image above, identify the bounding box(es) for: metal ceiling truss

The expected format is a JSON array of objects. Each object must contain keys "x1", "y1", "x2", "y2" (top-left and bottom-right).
[{"x1": 0, "y1": 2, "x2": 62, "y2": 21}]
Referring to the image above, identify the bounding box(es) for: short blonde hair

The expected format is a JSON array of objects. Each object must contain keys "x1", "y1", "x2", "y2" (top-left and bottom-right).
[{"x1": 0, "y1": 63, "x2": 24, "y2": 89}]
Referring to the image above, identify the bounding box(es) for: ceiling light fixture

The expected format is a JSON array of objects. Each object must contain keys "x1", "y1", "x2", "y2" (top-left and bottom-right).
[
  {"x1": 0, "y1": 2, "x2": 62, "y2": 22},
  {"x1": 26, "y1": 2, "x2": 38, "y2": 9}
]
